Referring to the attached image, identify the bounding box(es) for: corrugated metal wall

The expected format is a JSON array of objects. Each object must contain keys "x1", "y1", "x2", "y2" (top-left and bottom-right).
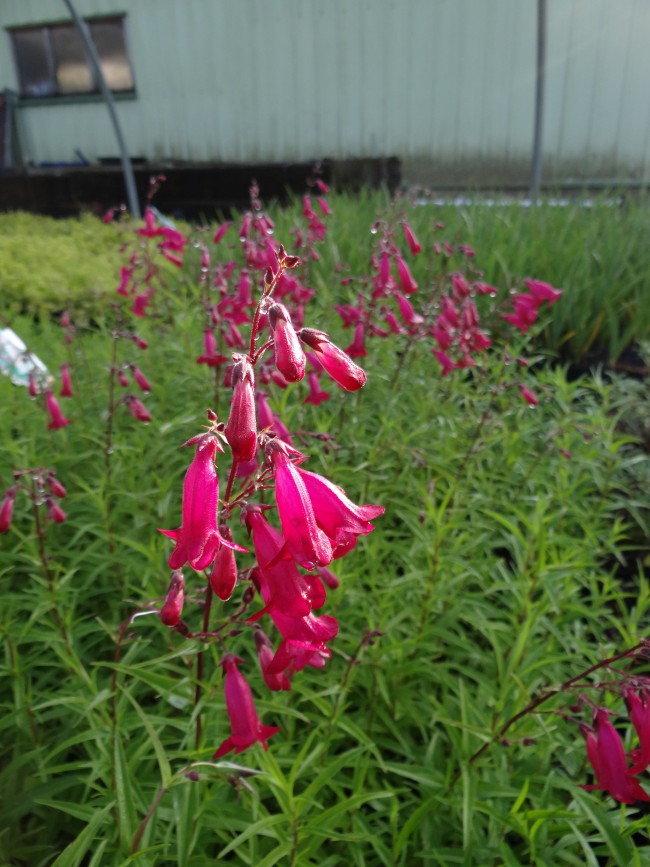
[{"x1": 1, "y1": 0, "x2": 650, "y2": 185}]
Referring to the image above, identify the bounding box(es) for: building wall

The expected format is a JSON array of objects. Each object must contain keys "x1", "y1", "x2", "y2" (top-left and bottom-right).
[{"x1": 1, "y1": 0, "x2": 650, "y2": 185}]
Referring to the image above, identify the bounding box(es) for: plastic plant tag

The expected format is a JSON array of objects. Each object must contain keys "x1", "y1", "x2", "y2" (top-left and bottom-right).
[{"x1": 0, "y1": 329, "x2": 49, "y2": 387}]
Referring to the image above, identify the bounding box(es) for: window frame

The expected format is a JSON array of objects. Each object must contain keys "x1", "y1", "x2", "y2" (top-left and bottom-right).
[{"x1": 7, "y1": 14, "x2": 136, "y2": 102}]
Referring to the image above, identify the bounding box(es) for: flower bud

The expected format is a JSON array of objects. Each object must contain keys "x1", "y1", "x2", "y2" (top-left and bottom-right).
[
  {"x1": 160, "y1": 571, "x2": 185, "y2": 626},
  {"x1": 60, "y1": 363, "x2": 73, "y2": 398},
  {"x1": 299, "y1": 328, "x2": 367, "y2": 391},
  {"x1": 126, "y1": 395, "x2": 152, "y2": 423},
  {"x1": 402, "y1": 221, "x2": 421, "y2": 255},
  {"x1": 130, "y1": 364, "x2": 152, "y2": 393},
  {"x1": 396, "y1": 255, "x2": 418, "y2": 294},
  {"x1": 268, "y1": 303, "x2": 305, "y2": 383},
  {"x1": 209, "y1": 534, "x2": 239, "y2": 601},
  {"x1": 224, "y1": 358, "x2": 257, "y2": 462},
  {"x1": 47, "y1": 498, "x2": 66, "y2": 524},
  {"x1": 46, "y1": 474, "x2": 66, "y2": 498}
]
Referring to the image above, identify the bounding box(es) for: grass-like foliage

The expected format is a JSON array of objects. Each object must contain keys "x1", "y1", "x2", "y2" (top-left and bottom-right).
[{"x1": 1, "y1": 192, "x2": 649, "y2": 865}]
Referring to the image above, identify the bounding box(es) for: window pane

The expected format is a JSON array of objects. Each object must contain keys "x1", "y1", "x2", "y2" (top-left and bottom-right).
[
  {"x1": 11, "y1": 29, "x2": 56, "y2": 97},
  {"x1": 90, "y1": 20, "x2": 134, "y2": 91},
  {"x1": 51, "y1": 25, "x2": 93, "y2": 94}
]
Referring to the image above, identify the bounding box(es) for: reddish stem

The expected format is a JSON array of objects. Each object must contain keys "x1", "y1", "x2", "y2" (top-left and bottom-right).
[{"x1": 453, "y1": 640, "x2": 649, "y2": 783}]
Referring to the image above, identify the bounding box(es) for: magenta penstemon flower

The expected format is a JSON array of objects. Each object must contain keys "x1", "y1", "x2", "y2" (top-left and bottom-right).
[
  {"x1": 45, "y1": 473, "x2": 66, "y2": 498},
  {"x1": 224, "y1": 357, "x2": 257, "y2": 462},
  {"x1": 46, "y1": 498, "x2": 66, "y2": 524},
  {"x1": 0, "y1": 486, "x2": 18, "y2": 533},
  {"x1": 625, "y1": 689, "x2": 650, "y2": 774},
  {"x1": 303, "y1": 370, "x2": 331, "y2": 406},
  {"x1": 60, "y1": 363, "x2": 73, "y2": 398},
  {"x1": 213, "y1": 655, "x2": 280, "y2": 758},
  {"x1": 197, "y1": 328, "x2": 227, "y2": 367},
  {"x1": 255, "y1": 629, "x2": 291, "y2": 691},
  {"x1": 159, "y1": 434, "x2": 242, "y2": 571},
  {"x1": 402, "y1": 220, "x2": 422, "y2": 255},
  {"x1": 396, "y1": 255, "x2": 418, "y2": 295},
  {"x1": 266, "y1": 440, "x2": 332, "y2": 569},
  {"x1": 45, "y1": 389, "x2": 72, "y2": 430},
  {"x1": 125, "y1": 395, "x2": 152, "y2": 423},
  {"x1": 266, "y1": 438, "x2": 384, "y2": 568},
  {"x1": 130, "y1": 364, "x2": 151, "y2": 393},
  {"x1": 519, "y1": 385, "x2": 539, "y2": 406},
  {"x1": 582, "y1": 708, "x2": 650, "y2": 804},
  {"x1": 299, "y1": 328, "x2": 367, "y2": 390},
  {"x1": 268, "y1": 302, "x2": 306, "y2": 383}
]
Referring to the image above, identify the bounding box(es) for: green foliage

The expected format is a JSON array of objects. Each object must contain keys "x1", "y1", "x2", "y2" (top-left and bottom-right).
[{"x1": 0, "y1": 201, "x2": 649, "y2": 865}]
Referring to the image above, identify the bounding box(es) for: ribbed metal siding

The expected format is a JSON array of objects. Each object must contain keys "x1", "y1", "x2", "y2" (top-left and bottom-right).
[{"x1": 1, "y1": 0, "x2": 649, "y2": 183}]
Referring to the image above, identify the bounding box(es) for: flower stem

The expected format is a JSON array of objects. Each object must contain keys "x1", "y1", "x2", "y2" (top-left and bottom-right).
[{"x1": 453, "y1": 639, "x2": 649, "y2": 784}]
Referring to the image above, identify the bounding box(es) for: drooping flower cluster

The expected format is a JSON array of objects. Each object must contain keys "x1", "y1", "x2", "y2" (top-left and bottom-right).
[{"x1": 158, "y1": 244, "x2": 383, "y2": 758}]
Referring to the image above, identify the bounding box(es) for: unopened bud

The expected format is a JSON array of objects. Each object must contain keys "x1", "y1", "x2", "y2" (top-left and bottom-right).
[{"x1": 160, "y1": 571, "x2": 185, "y2": 626}]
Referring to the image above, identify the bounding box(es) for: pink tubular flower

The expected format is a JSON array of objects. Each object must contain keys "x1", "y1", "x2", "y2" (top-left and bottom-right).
[
  {"x1": 316, "y1": 564, "x2": 340, "y2": 590},
  {"x1": 266, "y1": 442, "x2": 333, "y2": 569},
  {"x1": 213, "y1": 221, "x2": 231, "y2": 245},
  {"x1": 525, "y1": 279, "x2": 562, "y2": 307},
  {"x1": 130, "y1": 364, "x2": 151, "y2": 393},
  {"x1": 160, "y1": 571, "x2": 185, "y2": 626},
  {"x1": 126, "y1": 395, "x2": 152, "y2": 423},
  {"x1": 246, "y1": 507, "x2": 327, "y2": 620},
  {"x1": 255, "y1": 629, "x2": 291, "y2": 691},
  {"x1": 224, "y1": 358, "x2": 257, "y2": 462},
  {"x1": 116, "y1": 266, "x2": 133, "y2": 296},
  {"x1": 345, "y1": 322, "x2": 368, "y2": 358},
  {"x1": 583, "y1": 709, "x2": 650, "y2": 804},
  {"x1": 28, "y1": 373, "x2": 39, "y2": 397},
  {"x1": 395, "y1": 292, "x2": 424, "y2": 327},
  {"x1": 60, "y1": 364, "x2": 73, "y2": 398},
  {"x1": 396, "y1": 255, "x2": 418, "y2": 294},
  {"x1": 196, "y1": 329, "x2": 227, "y2": 367},
  {"x1": 256, "y1": 391, "x2": 293, "y2": 444},
  {"x1": 297, "y1": 467, "x2": 385, "y2": 559},
  {"x1": 265, "y1": 608, "x2": 339, "y2": 677},
  {"x1": 402, "y1": 221, "x2": 421, "y2": 255},
  {"x1": 45, "y1": 390, "x2": 72, "y2": 430},
  {"x1": 245, "y1": 509, "x2": 338, "y2": 676},
  {"x1": 432, "y1": 349, "x2": 456, "y2": 377},
  {"x1": 138, "y1": 208, "x2": 162, "y2": 238},
  {"x1": 519, "y1": 385, "x2": 539, "y2": 406},
  {"x1": 625, "y1": 689, "x2": 650, "y2": 774},
  {"x1": 213, "y1": 655, "x2": 280, "y2": 758},
  {"x1": 502, "y1": 293, "x2": 539, "y2": 332},
  {"x1": 304, "y1": 371, "x2": 331, "y2": 406},
  {"x1": 117, "y1": 370, "x2": 129, "y2": 388},
  {"x1": 299, "y1": 328, "x2": 367, "y2": 391},
  {"x1": 132, "y1": 290, "x2": 153, "y2": 318},
  {"x1": 267, "y1": 440, "x2": 383, "y2": 567},
  {"x1": 45, "y1": 473, "x2": 66, "y2": 498},
  {"x1": 0, "y1": 486, "x2": 18, "y2": 533},
  {"x1": 268, "y1": 303, "x2": 306, "y2": 382},
  {"x1": 47, "y1": 498, "x2": 66, "y2": 524},
  {"x1": 160, "y1": 434, "x2": 243, "y2": 571}
]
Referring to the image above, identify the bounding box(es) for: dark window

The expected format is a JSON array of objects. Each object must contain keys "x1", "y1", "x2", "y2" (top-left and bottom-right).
[{"x1": 8, "y1": 16, "x2": 134, "y2": 98}]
